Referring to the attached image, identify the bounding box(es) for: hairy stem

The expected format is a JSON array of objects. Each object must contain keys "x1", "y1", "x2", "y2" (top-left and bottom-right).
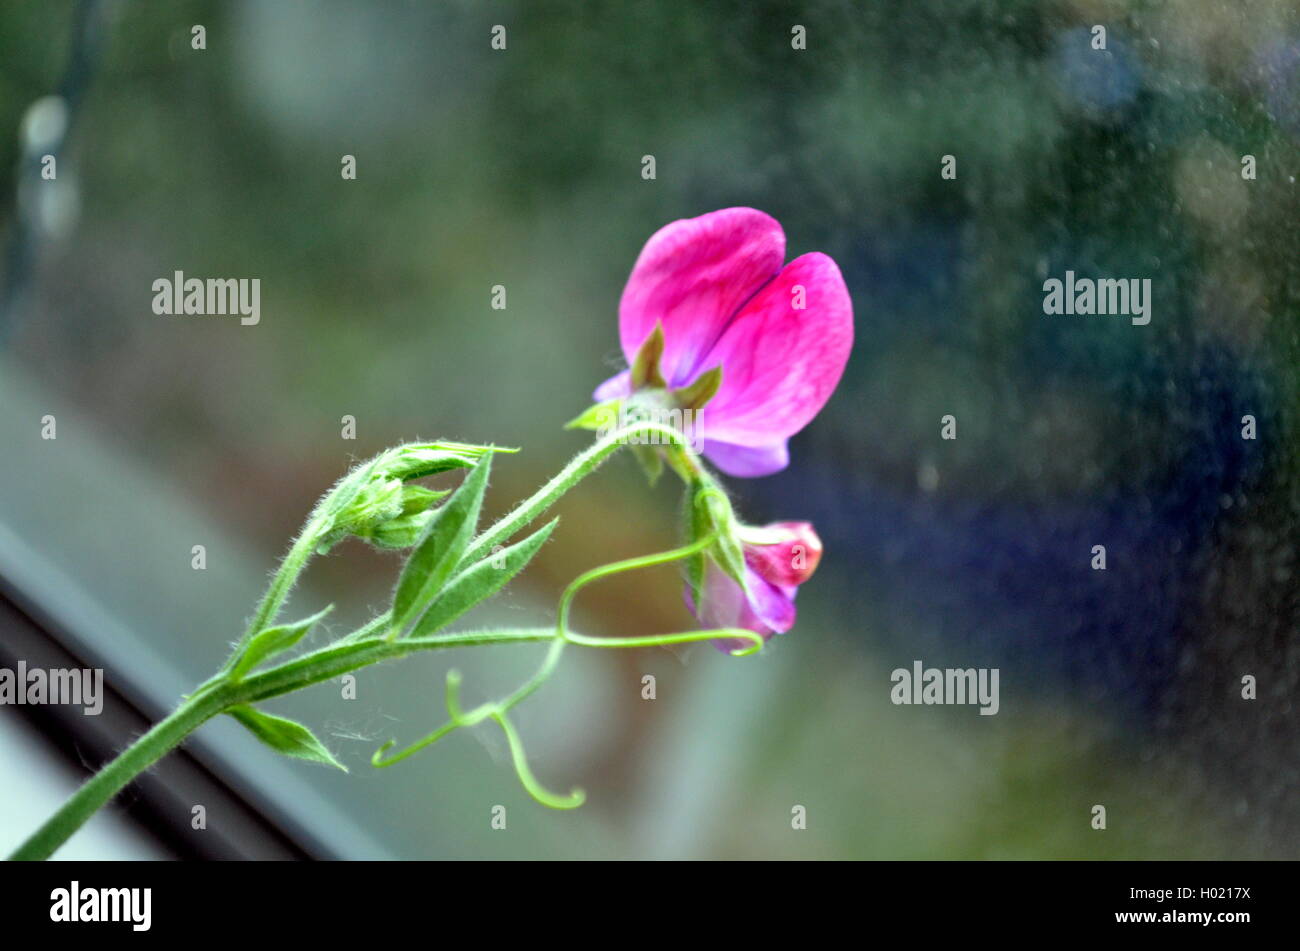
[
  {"x1": 463, "y1": 421, "x2": 695, "y2": 564},
  {"x1": 10, "y1": 422, "x2": 711, "y2": 860},
  {"x1": 8, "y1": 682, "x2": 235, "y2": 861},
  {"x1": 8, "y1": 627, "x2": 557, "y2": 861}
]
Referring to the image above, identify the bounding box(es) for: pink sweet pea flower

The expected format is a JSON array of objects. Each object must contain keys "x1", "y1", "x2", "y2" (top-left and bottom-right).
[
  {"x1": 686, "y1": 521, "x2": 823, "y2": 651},
  {"x1": 595, "y1": 207, "x2": 854, "y2": 477}
]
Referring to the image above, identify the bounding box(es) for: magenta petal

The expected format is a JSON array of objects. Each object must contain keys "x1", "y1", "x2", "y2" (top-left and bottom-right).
[
  {"x1": 743, "y1": 521, "x2": 823, "y2": 587},
  {"x1": 618, "y1": 208, "x2": 785, "y2": 386},
  {"x1": 701, "y1": 438, "x2": 789, "y2": 477},
  {"x1": 593, "y1": 369, "x2": 632, "y2": 403},
  {"x1": 696, "y1": 252, "x2": 853, "y2": 446}
]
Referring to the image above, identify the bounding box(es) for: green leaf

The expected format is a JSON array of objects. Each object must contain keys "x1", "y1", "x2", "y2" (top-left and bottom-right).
[
  {"x1": 390, "y1": 454, "x2": 493, "y2": 635},
  {"x1": 228, "y1": 705, "x2": 347, "y2": 771},
  {"x1": 630, "y1": 322, "x2": 667, "y2": 388},
  {"x1": 231, "y1": 605, "x2": 333, "y2": 681},
  {"x1": 411, "y1": 519, "x2": 558, "y2": 638},
  {"x1": 564, "y1": 399, "x2": 622, "y2": 432}
]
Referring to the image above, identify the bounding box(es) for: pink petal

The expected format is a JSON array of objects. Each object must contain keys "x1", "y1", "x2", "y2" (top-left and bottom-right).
[
  {"x1": 744, "y1": 521, "x2": 823, "y2": 587},
  {"x1": 694, "y1": 252, "x2": 853, "y2": 446},
  {"x1": 700, "y1": 438, "x2": 789, "y2": 477},
  {"x1": 619, "y1": 208, "x2": 785, "y2": 387},
  {"x1": 592, "y1": 370, "x2": 632, "y2": 403}
]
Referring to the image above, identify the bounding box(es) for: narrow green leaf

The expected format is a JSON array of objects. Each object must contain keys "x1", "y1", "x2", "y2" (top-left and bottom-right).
[
  {"x1": 228, "y1": 705, "x2": 347, "y2": 771},
  {"x1": 232, "y1": 605, "x2": 334, "y2": 681},
  {"x1": 390, "y1": 454, "x2": 493, "y2": 634},
  {"x1": 411, "y1": 519, "x2": 558, "y2": 638}
]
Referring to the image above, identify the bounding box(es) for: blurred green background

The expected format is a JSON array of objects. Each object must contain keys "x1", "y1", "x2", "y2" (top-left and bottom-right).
[{"x1": 1, "y1": 0, "x2": 1297, "y2": 858}]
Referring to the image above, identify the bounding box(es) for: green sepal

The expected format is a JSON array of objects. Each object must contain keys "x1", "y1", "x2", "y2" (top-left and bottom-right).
[
  {"x1": 683, "y1": 494, "x2": 707, "y2": 608},
  {"x1": 390, "y1": 454, "x2": 492, "y2": 636},
  {"x1": 360, "y1": 511, "x2": 432, "y2": 549},
  {"x1": 398, "y1": 484, "x2": 450, "y2": 513},
  {"x1": 691, "y1": 485, "x2": 747, "y2": 589},
  {"x1": 410, "y1": 519, "x2": 558, "y2": 638},
  {"x1": 631, "y1": 443, "x2": 664, "y2": 486},
  {"x1": 351, "y1": 485, "x2": 452, "y2": 550},
  {"x1": 231, "y1": 605, "x2": 333, "y2": 681},
  {"x1": 228, "y1": 705, "x2": 347, "y2": 771},
  {"x1": 671, "y1": 364, "x2": 722, "y2": 411},
  {"x1": 316, "y1": 476, "x2": 403, "y2": 553},
  {"x1": 630, "y1": 323, "x2": 667, "y2": 389},
  {"x1": 564, "y1": 399, "x2": 622, "y2": 432},
  {"x1": 383, "y1": 442, "x2": 516, "y2": 482}
]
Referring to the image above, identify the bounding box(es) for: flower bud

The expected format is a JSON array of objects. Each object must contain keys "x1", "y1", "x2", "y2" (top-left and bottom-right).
[
  {"x1": 381, "y1": 442, "x2": 508, "y2": 482},
  {"x1": 357, "y1": 509, "x2": 435, "y2": 550},
  {"x1": 349, "y1": 484, "x2": 448, "y2": 550},
  {"x1": 685, "y1": 519, "x2": 824, "y2": 653},
  {"x1": 737, "y1": 521, "x2": 822, "y2": 588}
]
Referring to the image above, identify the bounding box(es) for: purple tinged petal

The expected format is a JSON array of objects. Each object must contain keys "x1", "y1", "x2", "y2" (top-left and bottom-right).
[
  {"x1": 700, "y1": 437, "x2": 790, "y2": 477},
  {"x1": 742, "y1": 568, "x2": 797, "y2": 633},
  {"x1": 592, "y1": 369, "x2": 632, "y2": 403},
  {"x1": 682, "y1": 520, "x2": 824, "y2": 652},
  {"x1": 686, "y1": 562, "x2": 798, "y2": 653}
]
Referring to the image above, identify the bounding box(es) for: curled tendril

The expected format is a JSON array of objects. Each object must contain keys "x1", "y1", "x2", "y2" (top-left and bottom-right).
[
  {"x1": 370, "y1": 669, "x2": 494, "y2": 768},
  {"x1": 370, "y1": 485, "x2": 764, "y2": 806},
  {"x1": 490, "y1": 710, "x2": 585, "y2": 809},
  {"x1": 370, "y1": 666, "x2": 583, "y2": 808}
]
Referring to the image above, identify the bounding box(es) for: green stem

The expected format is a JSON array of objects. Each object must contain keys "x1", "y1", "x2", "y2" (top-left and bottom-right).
[
  {"x1": 326, "y1": 421, "x2": 703, "y2": 651},
  {"x1": 7, "y1": 626, "x2": 556, "y2": 861},
  {"x1": 220, "y1": 514, "x2": 327, "y2": 674},
  {"x1": 8, "y1": 682, "x2": 235, "y2": 861},
  {"x1": 370, "y1": 530, "x2": 762, "y2": 779},
  {"x1": 11, "y1": 422, "x2": 714, "y2": 860},
  {"x1": 463, "y1": 421, "x2": 695, "y2": 564},
  {"x1": 501, "y1": 534, "x2": 723, "y2": 714},
  {"x1": 237, "y1": 627, "x2": 555, "y2": 704},
  {"x1": 221, "y1": 455, "x2": 386, "y2": 673}
]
